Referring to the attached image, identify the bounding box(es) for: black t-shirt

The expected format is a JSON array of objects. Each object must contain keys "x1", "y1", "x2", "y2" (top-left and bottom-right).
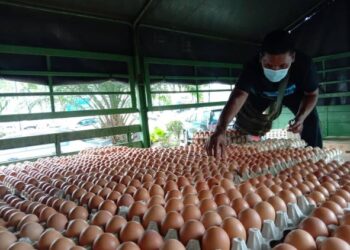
[{"x1": 235, "y1": 51, "x2": 319, "y2": 104}]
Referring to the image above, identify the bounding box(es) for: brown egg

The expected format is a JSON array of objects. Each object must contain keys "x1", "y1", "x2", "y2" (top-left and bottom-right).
[
  {"x1": 308, "y1": 191, "x2": 326, "y2": 205},
  {"x1": 329, "y1": 195, "x2": 348, "y2": 208},
  {"x1": 119, "y1": 221, "x2": 144, "y2": 243},
  {"x1": 335, "y1": 189, "x2": 350, "y2": 202},
  {"x1": 202, "y1": 226, "x2": 230, "y2": 250},
  {"x1": 99, "y1": 200, "x2": 117, "y2": 215},
  {"x1": 128, "y1": 201, "x2": 147, "y2": 220},
  {"x1": 148, "y1": 195, "x2": 166, "y2": 207},
  {"x1": 322, "y1": 182, "x2": 336, "y2": 194},
  {"x1": 68, "y1": 206, "x2": 89, "y2": 220},
  {"x1": 221, "y1": 217, "x2": 246, "y2": 240},
  {"x1": 217, "y1": 205, "x2": 236, "y2": 220},
  {"x1": 150, "y1": 184, "x2": 165, "y2": 197},
  {"x1": 161, "y1": 211, "x2": 184, "y2": 235},
  {"x1": 65, "y1": 219, "x2": 89, "y2": 238},
  {"x1": 116, "y1": 241, "x2": 141, "y2": 250},
  {"x1": 256, "y1": 186, "x2": 274, "y2": 201},
  {"x1": 91, "y1": 210, "x2": 113, "y2": 227},
  {"x1": 179, "y1": 220, "x2": 206, "y2": 245},
  {"x1": 142, "y1": 205, "x2": 166, "y2": 227},
  {"x1": 165, "y1": 198, "x2": 184, "y2": 213},
  {"x1": 239, "y1": 182, "x2": 255, "y2": 196},
  {"x1": 227, "y1": 188, "x2": 242, "y2": 201},
  {"x1": 238, "y1": 208, "x2": 262, "y2": 233},
  {"x1": 47, "y1": 213, "x2": 68, "y2": 231},
  {"x1": 8, "y1": 212, "x2": 26, "y2": 227},
  {"x1": 320, "y1": 237, "x2": 350, "y2": 250},
  {"x1": 71, "y1": 247, "x2": 86, "y2": 250},
  {"x1": 183, "y1": 194, "x2": 200, "y2": 206},
  {"x1": 88, "y1": 195, "x2": 104, "y2": 210},
  {"x1": 272, "y1": 243, "x2": 297, "y2": 250},
  {"x1": 50, "y1": 237, "x2": 76, "y2": 250},
  {"x1": 244, "y1": 192, "x2": 262, "y2": 208},
  {"x1": 181, "y1": 204, "x2": 202, "y2": 221},
  {"x1": 231, "y1": 198, "x2": 250, "y2": 214},
  {"x1": 117, "y1": 194, "x2": 135, "y2": 207},
  {"x1": 19, "y1": 222, "x2": 44, "y2": 241},
  {"x1": 267, "y1": 196, "x2": 287, "y2": 212},
  {"x1": 38, "y1": 229, "x2": 62, "y2": 250},
  {"x1": 138, "y1": 230, "x2": 164, "y2": 250},
  {"x1": 79, "y1": 225, "x2": 104, "y2": 246},
  {"x1": 201, "y1": 211, "x2": 223, "y2": 229},
  {"x1": 321, "y1": 201, "x2": 344, "y2": 216},
  {"x1": 278, "y1": 190, "x2": 297, "y2": 204},
  {"x1": 59, "y1": 201, "x2": 76, "y2": 215},
  {"x1": 92, "y1": 233, "x2": 120, "y2": 250},
  {"x1": 39, "y1": 207, "x2": 57, "y2": 222},
  {"x1": 8, "y1": 242, "x2": 35, "y2": 250},
  {"x1": 298, "y1": 217, "x2": 328, "y2": 239},
  {"x1": 284, "y1": 229, "x2": 316, "y2": 250},
  {"x1": 105, "y1": 215, "x2": 127, "y2": 234},
  {"x1": 333, "y1": 225, "x2": 350, "y2": 244},
  {"x1": 0, "y1": 231, "x2": 17, "y2": 250},
  {"x1": 198, "y1": 190, "x2": 213, "y2": 200},
  {"x1": 165, "y1": 190, "x2": 182, "y2": 201},
  {"x1": 254, "y1": 201, "x2": 276, "y2": 221},
  {"x1": 17, "y1": 214, "x2": 39, "y2": 230},
  {"x1": 160, "y1": 239, "x2": 186, "y2": 250},
  {"x1": 214, "y1": 193, "x2": 230, "y2": 206},
  {"x1": 134, "y1": 188, "x2": 150, "y2": 202},
  {"x1": 342, "y1": 213, "x2": 350, "y2": 225},
  {"x1": 199, "y1": 198, "x2": 217, "y2": 214},
  {"x1": 311, "y1": 207, "x2": 338, "y2": 225}
]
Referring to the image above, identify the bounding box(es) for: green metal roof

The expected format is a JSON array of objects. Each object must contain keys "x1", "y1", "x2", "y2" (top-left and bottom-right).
[{"x1": 1, "y1": 0, "x2": 325, "y2": 44}]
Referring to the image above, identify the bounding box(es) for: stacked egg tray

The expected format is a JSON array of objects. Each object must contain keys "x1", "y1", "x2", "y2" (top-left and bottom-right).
[
  {"x1": 192, "y1": 130, "x2": 250, "y2": 145},
  {"x1": 0, "y1": 139, "x2": 349, "y2": 250},
  {"x1": 262, "y1": 129, "x2": 301, "y2": 140}
]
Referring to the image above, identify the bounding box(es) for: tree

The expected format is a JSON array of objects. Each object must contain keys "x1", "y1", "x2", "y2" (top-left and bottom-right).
[
  {"x1": 166, "y1": 120, "x2": 184, "y2": 142},
  {"x1": 54, "y1": 80, "x2": 135, "y2": 143}
]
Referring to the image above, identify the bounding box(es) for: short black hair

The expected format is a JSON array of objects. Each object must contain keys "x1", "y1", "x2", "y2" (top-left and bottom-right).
[{"x1": 261, "y1": 30, "x2": 295, "y2": 55}]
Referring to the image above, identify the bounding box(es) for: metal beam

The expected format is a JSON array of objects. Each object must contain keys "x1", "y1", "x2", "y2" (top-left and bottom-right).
[
  {"x1": 0, "y1": 44, "x2": 132, "y2": 62},
  {"x1": 144, "y1": 57, "x2": 242, "y2": 68},
  {"x1": 140, "y1": 23, "x2": 261, "y2": 46},
  {"x1": 149, "y1": 101, "x2": 227, "y2": 112},
  {"x1": 0, "y1": 0, "x2": 132, "y2": 26},
  {"x1": 0, "y1": 125, "x2": 142, "y2": 150},
  {"x1": 0, "y1": 108, "x2": 138, "y2": 122},
  {"x1": 284, "y1": 0, "x2": 331, "y2": 32}
]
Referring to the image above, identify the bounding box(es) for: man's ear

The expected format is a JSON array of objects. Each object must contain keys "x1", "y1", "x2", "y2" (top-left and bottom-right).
[{"x1": 290, "y1": 51, "x2": 296, "y2": 63}]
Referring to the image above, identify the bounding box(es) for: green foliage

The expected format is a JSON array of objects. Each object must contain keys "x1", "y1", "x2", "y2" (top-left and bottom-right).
[
  {"x1": 150, "y1": 127, "x2": 167, "y2": 143},
  {"x1": 166, "y1": 120, "x2": 184, "y2": 140}
]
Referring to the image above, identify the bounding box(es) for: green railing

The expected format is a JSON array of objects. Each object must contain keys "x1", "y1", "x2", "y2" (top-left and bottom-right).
[
  {"x1": 144, "y1": 57, "x2": 241, "y2": 111},
  {"x1": 0, "y1": 44, "x2": 143, "y2": 163}
]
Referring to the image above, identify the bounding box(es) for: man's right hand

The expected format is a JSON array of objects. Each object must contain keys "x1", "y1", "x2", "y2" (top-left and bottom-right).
[{"x1": 206, "y1": 131, "x2": 226, "y2": 158}]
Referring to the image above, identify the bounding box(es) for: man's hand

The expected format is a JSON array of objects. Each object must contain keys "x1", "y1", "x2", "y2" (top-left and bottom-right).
[
  {"x1": 288, "y1": 117, "x2": 304, "y2": 133},
  {"x1": 206, "y1": 132, "x2": 226, "y2": 158}
]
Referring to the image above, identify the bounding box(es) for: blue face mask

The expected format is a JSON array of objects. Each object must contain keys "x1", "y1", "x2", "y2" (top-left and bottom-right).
[{"x1": 263, "y1": 67, "x2": 289, "y2": 82}]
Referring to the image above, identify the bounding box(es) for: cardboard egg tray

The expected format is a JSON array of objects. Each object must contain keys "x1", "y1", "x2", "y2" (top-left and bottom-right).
[{"x1": 109, "y1": 195, "x2": 317, "y2": 250}]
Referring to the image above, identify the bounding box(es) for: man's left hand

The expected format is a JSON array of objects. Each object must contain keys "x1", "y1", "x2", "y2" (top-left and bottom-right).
[{"x1": 288, "y1": 117, "x2": 304, "y2": 133}]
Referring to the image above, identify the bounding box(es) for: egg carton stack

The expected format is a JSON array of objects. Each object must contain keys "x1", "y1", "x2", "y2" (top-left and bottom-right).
[
  {"x1": 262, "y1": 129, "x2": 301, "y2": 140},
  {"x1": 192, "y1": 130, "x2": 250, "y2": 146}
]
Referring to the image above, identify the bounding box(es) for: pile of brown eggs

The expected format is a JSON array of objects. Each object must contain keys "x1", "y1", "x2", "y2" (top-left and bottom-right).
[{"x1": 0, "y1": 140, "x2": 348, "y2": 250}]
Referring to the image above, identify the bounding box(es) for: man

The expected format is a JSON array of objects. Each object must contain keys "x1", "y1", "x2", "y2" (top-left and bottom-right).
[{"x1": 206, "y1": 30, "x2": 322, "y2": 157}]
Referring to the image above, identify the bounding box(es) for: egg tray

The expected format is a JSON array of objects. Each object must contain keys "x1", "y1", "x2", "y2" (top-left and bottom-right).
[{"x1": 106, "y1": 194, "x2": 315, "y2": 250}]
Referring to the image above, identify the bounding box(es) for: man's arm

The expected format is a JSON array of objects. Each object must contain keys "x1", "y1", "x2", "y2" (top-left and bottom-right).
[
  {"x1": 288, "y1": 88, "x2": 319, "y2": 133},
  {"x1": 206, "y1": 88, "x2": 249, "y2": 157}
]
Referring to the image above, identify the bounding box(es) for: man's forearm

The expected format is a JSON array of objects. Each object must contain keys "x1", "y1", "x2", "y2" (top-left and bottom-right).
[
  {"x1": 296, "y1": 90, "x2": 319, "y2": 121},
  {"x1": 215, "y1": 89, "x2": 248, "y2": 133}
]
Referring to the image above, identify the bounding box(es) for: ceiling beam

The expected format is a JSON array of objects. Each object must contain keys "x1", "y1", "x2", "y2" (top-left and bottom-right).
[
  {"x1": 284, "y1": 0, "x2": 334, "y2": 32},
  {"x1": 0, "y1": 0, "x2": 260, "y2": 46},
  {"x1": 133, "y1": 0, "x2": 156, "y2": 28},
  {"x1": 0, "y1": 0, "x2": 132, "y2": 26}
]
